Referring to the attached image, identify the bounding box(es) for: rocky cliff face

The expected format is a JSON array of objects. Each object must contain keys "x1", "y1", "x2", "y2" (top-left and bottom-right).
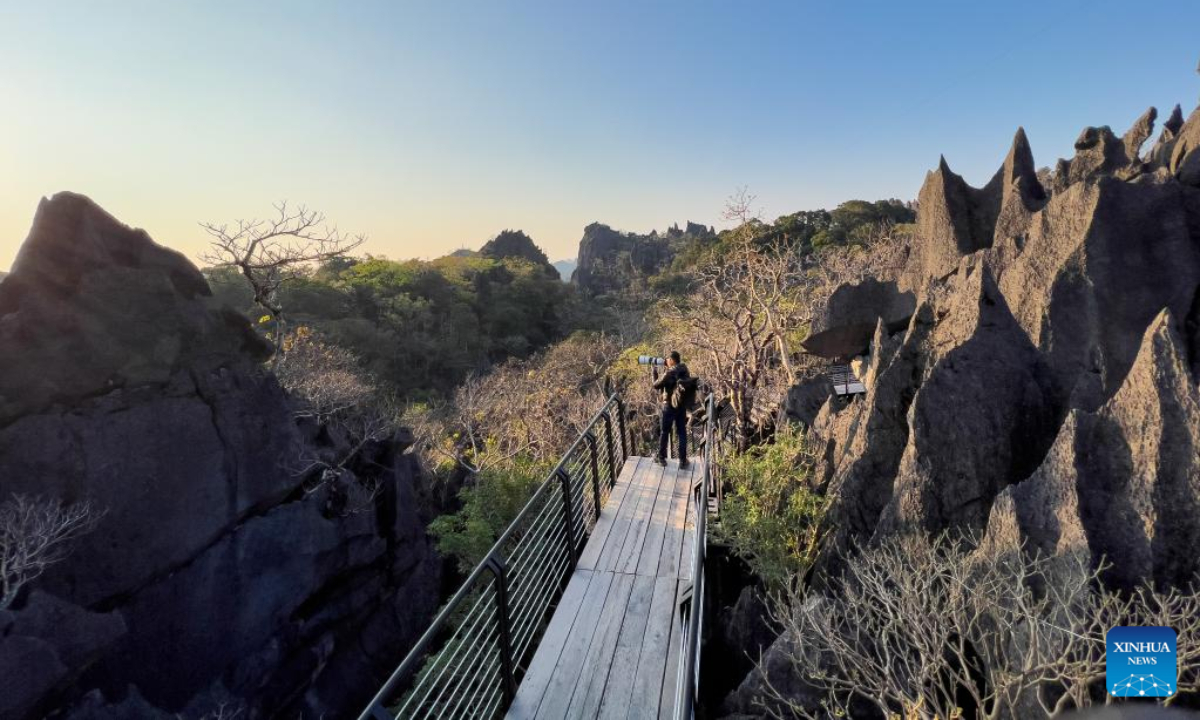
[
  {"x1": 810, "y1": 97, "x2": 1200, "y2": 574},
  {"x1": 570, "y1": 220, "x2": 714, "y2": 294},
  {"x1": 0, "y1": 194, "x2": 440, "y2": 719}
]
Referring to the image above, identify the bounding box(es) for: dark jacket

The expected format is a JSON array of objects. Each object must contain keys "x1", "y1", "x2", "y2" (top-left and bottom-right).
[{"x1": 652, "y1": 362, "x2": 690, "y2": 406}]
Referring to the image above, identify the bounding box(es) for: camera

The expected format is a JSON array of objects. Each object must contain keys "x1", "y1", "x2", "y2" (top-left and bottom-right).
[{"x1": 637, "y1": 355, "x2": 666, "y2": 366}]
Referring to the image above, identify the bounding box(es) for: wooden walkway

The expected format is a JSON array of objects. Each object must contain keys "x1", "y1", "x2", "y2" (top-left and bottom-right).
[{"x1": 506, "y1": 456, "x2": 697, "y2": 720}]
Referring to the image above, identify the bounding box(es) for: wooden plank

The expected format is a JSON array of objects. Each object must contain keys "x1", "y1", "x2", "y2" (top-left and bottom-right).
[
  {"x1": 566, "y1": 573, "x2": 636, "y2": 717},
  {"x1": 625, "y1": 576, "x2": 679, "y2": 719},
  {"x1": 507, "y1": 569, "x2": 596, "y2": 718},
  {"x1": 578, "y1": 457, "x2": 642, "y2": 571},
  {"x1": 595, "y1": 574, "x2": 656, "y2": 719},
  {"x1": 598, "y1": 460, "x2": 657, "y2": 573},
  {"x1": 655, "y1": 461, "x2": 693, "y2": 578},
  {"x1": 614, "y1": 461, "x2": 667, "y2": 574},
  {"x1": 532, "y1": 571, "x2": 615, "y2": 720},
  {"x1": 635, "y1": 462, "x2": 683, "y2": 576}
]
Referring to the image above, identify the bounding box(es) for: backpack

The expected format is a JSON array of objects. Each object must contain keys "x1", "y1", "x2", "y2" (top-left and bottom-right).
[{"x1": 672, "y1": 372, "x2": 699, "y2": 410}]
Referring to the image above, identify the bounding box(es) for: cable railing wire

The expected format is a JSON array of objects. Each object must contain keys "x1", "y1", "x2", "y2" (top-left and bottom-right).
[{"x1": 359, "y1": 393, "x2": 631, "y2": 720}]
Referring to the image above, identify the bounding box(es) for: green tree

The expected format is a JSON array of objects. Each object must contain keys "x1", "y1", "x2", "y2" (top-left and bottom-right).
[{"x1": 716, "y1": 425, "x2": 828, "y2": 591}]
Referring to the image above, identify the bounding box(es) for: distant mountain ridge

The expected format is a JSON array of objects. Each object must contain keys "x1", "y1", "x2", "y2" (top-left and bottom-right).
[{"x1": 551, "y1": 259, "x2": 576, "y2": 282}]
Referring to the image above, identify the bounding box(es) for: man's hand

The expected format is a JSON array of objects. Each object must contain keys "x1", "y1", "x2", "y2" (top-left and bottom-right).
[{"x1": 652, "y1": 365, "x2": 660, "y2": 380}]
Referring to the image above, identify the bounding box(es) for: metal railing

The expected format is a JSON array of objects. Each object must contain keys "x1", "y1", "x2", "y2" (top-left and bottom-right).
[
  {"x1": 360, "y1": 394, "x2": 630, "y2": 720},
  {"x1": 674, "y1": 393, "x2": 720, "y2": 720}
]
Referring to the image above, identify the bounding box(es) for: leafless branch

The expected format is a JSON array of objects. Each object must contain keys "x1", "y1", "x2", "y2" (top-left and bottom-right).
[{"x1": 1, "y1": 494, "x2": 100, "y2": 609}]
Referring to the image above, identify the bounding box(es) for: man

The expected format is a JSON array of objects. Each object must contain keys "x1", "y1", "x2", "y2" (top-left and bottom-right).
[{"x1": 652, "y1": 350, "x2": 690, "y2": 468}]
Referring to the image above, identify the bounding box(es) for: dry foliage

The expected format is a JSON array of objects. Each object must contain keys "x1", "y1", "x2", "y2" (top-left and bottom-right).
[
  {"x1": 1, "y1": 494, "x2": 99, "y2": 609},
  {"x1": 762, "y1": 535, "x2": 1200, "y2": 719},
  {"x1": 664, "y1": 189, "x2": 810, "y2": 448},
  {"x1": 410, "y1": 332, "x2": 624, "y2": 475},
  {"x1": 278, "y1": 328, "x2": 400, "y2": 510}
]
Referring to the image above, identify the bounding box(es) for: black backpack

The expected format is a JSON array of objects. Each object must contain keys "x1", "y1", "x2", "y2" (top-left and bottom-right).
[{"x1": 672, "y1": 372, "x2": 699, "y2": 410}]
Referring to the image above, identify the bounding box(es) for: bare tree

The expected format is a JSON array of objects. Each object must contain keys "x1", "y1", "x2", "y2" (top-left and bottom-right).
[
  {"x1": 663, "y1": 189, "x2": 811, "y2": 448},
  {"x1": 805, "y1": 219, "x2": 910, "y2": 294},
  {"x1": 760, "y1": 534, "x2": 1200, "y2": 719},
  {"x1": 200, "y1": 202, "x2": 365, "y2": 362},
  {"x1": 1, "y1": 494, "x2": 99, "y2": 609}
]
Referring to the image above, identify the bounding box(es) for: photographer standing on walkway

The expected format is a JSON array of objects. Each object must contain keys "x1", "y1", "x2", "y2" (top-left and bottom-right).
[{"x1": 652, "y1": 351, "x2": 694, "y2": 469}]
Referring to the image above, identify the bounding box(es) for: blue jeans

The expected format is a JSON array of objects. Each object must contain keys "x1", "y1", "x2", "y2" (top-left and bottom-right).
[{"x1": 658, "y1": 405, "x2": 687, "y2": 462}]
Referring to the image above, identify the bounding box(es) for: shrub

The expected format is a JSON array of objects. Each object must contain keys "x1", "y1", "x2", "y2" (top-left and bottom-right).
[
  {"x1": 716, "y1": 425, "x2": 828, "y2": 592},
  {"x1": 428, "y1": 457, "x2": 549, "y2": 573}
]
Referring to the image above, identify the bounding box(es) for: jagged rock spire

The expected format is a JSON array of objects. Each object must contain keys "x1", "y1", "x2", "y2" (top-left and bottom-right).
[
  {"x1": 1121, "y1": 106, "x2": 1157, "y2": 164},
  {"x1": 1002, "y1": 126, "x2": 1047, "y2": 203},
  {"x1": 1164, "y1": 103, "x2": 1185, "y2": 137}
]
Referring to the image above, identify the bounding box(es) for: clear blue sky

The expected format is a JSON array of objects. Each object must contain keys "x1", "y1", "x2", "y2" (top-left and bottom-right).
[{"x1": 1, "y1": 0, "x2": 1197, "y2": 269}]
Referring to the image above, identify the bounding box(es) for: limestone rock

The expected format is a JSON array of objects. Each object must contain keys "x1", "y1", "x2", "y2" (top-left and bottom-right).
[
  {"x1": 0, "y1": 592, "x2": 125, "y2": 720},
  {"x1": 571, "y1": 220, "x2": 713, "y2": 294},
  {"x1": 783, "y1": 374, "x2": 834, "y2": 427},
  {"x1": 1169, "y1": 104, "x2": 1200, "y2": 186},
  {"x1": 806, "y1": 94, "x2": 1200, "y2": 570},
  {"x1": 876, "y1": 262, "x2": 1058, "y2": 535},
  {"x1": 0, "y1": 192, "x2": 269, "y2": 425},
  {"x1": 802, "y1": 277, "x2": 915, "y2": 358},
  {"x1": 0, "y1": 194, "x2": 441, "y2": 719},
  {"x1": 906, "y1": 157, "x2": 991, "y2": 285},
  {"x1": 984, "y1": 311, "x2": 1200, "y2": 589}
]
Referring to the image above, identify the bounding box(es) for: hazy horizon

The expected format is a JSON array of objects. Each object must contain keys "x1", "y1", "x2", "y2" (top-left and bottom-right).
[{"x1": 2, "y1": 0, "x2": 1198, "y2": 271}]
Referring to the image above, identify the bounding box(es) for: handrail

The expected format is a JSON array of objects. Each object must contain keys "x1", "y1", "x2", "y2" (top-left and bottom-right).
[
  {"x1": 359, "y1": 393, "x2": 630, "y2": 720},
  {"x1": 675, "y1": 393, "x2": 720, "y2": 720}
]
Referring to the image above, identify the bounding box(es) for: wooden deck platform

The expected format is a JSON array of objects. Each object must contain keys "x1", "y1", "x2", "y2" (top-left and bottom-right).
[{"x1": 506, "y1": 456, "x2": 697, "y2": 720}]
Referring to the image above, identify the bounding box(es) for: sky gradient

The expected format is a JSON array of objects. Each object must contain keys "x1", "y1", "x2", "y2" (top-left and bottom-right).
[{"x1": 2, "y1": 0, "x2": 1198, "y2": 270}]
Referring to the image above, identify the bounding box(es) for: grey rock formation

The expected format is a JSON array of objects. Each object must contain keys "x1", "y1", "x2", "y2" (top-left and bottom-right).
[
  {"x1": 570, "y1": 220, "x2": 714, "y2": 294},
  {"x1": 0, "y1": 192, "x2": 270, "y2": 425},
  {"x1": 0, "y1": 593, "x2": 126, "y2": 719},
  {"x1": 782, "y1": 374, "x2": 835, "y2": 427},
  {"x1": 0, "y1": 194, "x2": 440, "y2": 719},
  {"x1": 985, "y1": 311, "x2": 1200, "y2": 590},
  {"x1": 802, "y1": 277, "x2": 915, "y2": 358},
  {"x1": 810, "y1": 94, "x2": 1200, "y2": 563}
]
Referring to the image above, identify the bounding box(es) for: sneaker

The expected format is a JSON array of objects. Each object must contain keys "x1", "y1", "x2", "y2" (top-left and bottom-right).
[
  {"x1": 679, "y1": 459, "x2": 690, "y2": 470},
  {"x1": 653, "y1": 456, "x2": 667, "y2": 466}
]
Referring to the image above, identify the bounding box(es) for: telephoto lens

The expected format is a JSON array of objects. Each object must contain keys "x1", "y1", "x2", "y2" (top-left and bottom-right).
[{"x1": 637, "y1": 355, "x2": 666, "y2": 366}]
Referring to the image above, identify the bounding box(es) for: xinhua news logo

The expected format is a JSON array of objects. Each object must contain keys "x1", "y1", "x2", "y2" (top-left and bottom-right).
[{"x1": 1106, "y1": 626, "x2": 1177, "y2": 698}]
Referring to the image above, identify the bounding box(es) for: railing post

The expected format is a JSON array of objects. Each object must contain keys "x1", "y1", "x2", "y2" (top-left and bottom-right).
[
  {"x1": 484, "y1": 555, "x2": 518, "y2": 706},
  {"x1": 585, "y1": 431, "x2": 602, "y2": 522},
  {"x1": 601, "y1": 410, "x2": 618, "y2": 487},
  {"x1": 557, "y1": 469, "x2": 579, "y2": 566},
  {"x1": 615, "y1": 397, "x2": 629, "y2": 460}
]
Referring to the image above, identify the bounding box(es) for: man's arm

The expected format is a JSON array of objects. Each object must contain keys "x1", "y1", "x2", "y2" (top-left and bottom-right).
[{"x1": 652, "y1": 366, "x2": 675, "y2": 390}]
